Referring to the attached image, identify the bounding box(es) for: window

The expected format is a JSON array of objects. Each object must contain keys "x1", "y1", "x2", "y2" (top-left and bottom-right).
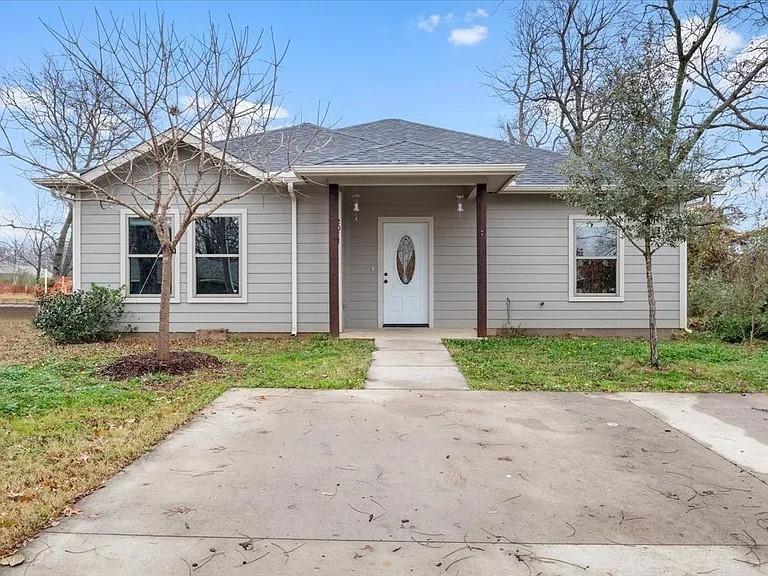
[
  {"x1": 120, "y1": 211, "x2": 179, "y2": 303},
  {"x1": 128, "y1": 218, "x2": 163, "y2": 295},
  {"x1": 188, "y1": 209, "x2": 247, "y2": 302},
  {"x1": 569, "y1": 217, "x2": 623, "y2": 301},
  {"x1": 395, "y1": 234, "x2": 415, "y2": 285}
]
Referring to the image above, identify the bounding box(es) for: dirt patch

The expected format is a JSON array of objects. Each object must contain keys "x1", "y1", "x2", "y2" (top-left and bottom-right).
[{"x1": 99, "y1": 351, "x2": 223, "y2": 380}]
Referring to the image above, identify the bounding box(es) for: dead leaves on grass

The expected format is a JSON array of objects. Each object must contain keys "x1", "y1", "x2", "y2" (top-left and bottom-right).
[{"x1": 6, "y1": 490, "x2": 36, "y2": 503}]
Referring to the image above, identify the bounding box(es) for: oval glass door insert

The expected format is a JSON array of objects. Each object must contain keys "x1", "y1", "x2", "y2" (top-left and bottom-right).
[{"x1": 396, "y1": 234, "x2": 416, "y2": 285}]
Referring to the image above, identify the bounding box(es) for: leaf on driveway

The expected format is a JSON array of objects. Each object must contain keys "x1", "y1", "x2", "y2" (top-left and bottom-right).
[{"x1": 0, "y1": 553, "x2": 25, "y2": 567}]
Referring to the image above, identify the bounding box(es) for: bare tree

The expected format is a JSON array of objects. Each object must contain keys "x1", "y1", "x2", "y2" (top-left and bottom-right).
[
  {"x1": 650, "y1": 0, "x2": 768, "y2": 181},
  {"x1": 6, "y1": 11, "x2": 320, "y2": 360},
  {"x1": 645, "y1": 0, "x2": 768, "y2": 180},
  {"x1": 488, "y1": 13, "x2": 557, "y2": 148},
  {"x1": 0, "y1": 190, "x2": 63, "y2": 281},
  {"x1": 486, "y1": 0, "x2": 632, "y2": 152},
  {"x1": 0, "y1": 55, "x2": 137, "y2": 276}
]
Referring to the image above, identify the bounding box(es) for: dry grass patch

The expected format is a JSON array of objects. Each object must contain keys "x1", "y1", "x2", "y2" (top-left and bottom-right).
[
  {"x1": 0, "y1": 293, "x2": 36, "y2": 304},
  {"x1": 0, "y1": 320, "x2": 374, "y2": 554}
]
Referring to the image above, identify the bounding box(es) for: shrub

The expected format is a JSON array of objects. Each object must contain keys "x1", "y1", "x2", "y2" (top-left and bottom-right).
[
  {"x1": 688, "y1": 274, "x2": 733, "y2": 323},
  {"x1": 34, "y1": 285, "x2": 125, "y2": 344},
  {"x1": 708, "y1": 313, "x2": 768, "y2": 344}
]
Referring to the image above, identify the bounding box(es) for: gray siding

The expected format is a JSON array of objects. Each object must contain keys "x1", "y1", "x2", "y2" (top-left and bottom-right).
[
  {"x1": 342, "y1": 191, "x2": 681, "y2": 331},
  {"x1": 488, "y1": 194, "x2": 680, "y2": 330},
  {"x1": 78, "y1": 178, "x2": 328, "y2": 333},
  {"x1": 79, "y1": 180, "x2": 681, "y2": 333},
  {"x1": 342, "y1": 186, "x2": 476, "y2": 329}
]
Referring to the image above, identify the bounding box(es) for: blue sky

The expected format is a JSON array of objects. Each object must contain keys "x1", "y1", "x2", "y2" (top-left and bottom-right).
[{"x1": 0, "y1": 1, "x2": 508, "y2": 211}]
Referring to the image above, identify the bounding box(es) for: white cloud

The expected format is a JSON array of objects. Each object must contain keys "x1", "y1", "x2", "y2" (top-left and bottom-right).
[
  {"x1": 465, "y1": 8, "x2": 489, "y2": 21},
  {"x1": 712, "y1": 27, "x2": 745, "y2": 53},
  {"x1": 715, "y1": 34, "x2": 768, "y2": 93},
  {"x1": 417, "y1": 12, "x2": 456, "y2": 33},
  {"x1": 669, "y1": 17, "x2": 745, "y2": 58},
  {"x1": 210, "y1": 102, "x2": 290, "y2": 140},
  {"x1": 417, "y1": 14, "x2": 442, "y2": 33},
  {"x1": 181, "y1": 96, "x2": 290, "y2": 139},
  {"x1": 448, "y1": 25, "x2": 488, "y2": 46}
]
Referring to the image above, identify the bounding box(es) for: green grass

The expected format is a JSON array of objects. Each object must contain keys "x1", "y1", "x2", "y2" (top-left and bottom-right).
[
  {"x1": 205, "y1": 336, "x2": 373, "y2": 389},
  {"x1": 444, "y1": 336, "x2": 768, "y2": 392},
  {"x1": 0, "y1": 360, "x2": 143, "y2": 418},
  {"x1": 0, "y1": 330, "x2": 373, "y2": 554}
]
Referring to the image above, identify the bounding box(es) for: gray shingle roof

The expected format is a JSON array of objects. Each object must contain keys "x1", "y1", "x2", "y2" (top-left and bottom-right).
[{"x1": 220, "y1": 118, "x2": 567, "y2": 187}]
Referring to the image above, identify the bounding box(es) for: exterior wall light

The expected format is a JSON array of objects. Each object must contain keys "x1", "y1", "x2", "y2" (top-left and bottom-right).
[{"x1": 352, "y1": 193, "x2": 360, "y2": 222}]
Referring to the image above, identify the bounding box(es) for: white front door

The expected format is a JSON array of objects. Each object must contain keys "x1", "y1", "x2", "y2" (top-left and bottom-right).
[{"x1": 382, "y1": 221, "x2": 429, "y2": 326}]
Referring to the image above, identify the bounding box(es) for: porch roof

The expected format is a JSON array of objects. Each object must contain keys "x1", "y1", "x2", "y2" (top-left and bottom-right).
[{"x1": 222, "y1": 118, "x2": 568, "y2": 192}]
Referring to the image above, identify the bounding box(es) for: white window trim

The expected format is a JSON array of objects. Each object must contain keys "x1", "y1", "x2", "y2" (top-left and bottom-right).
[
  {"x1": 120, "y1": 209, "x2": 180, "y2": 304},
  {"x1": 568, "y1": 215, "x2": 625, "y2": 302},
  {"x1": 186, "y1": 208, "x2": 248, "y2": 304}
]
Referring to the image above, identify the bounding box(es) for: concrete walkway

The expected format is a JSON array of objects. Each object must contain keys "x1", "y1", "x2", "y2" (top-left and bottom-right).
[
  {"x1": 364, "y1": 336, "x2": 469, "y2": 390},
  {"x1": 7, "y1": 389, "x2": 768, "y2": 575}
]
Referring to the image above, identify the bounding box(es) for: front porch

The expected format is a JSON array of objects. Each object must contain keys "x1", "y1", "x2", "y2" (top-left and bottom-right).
[
  {"x1": 326, "y1": 182, "x2": 493, "y2": 337},
  {"x1": 291, "y1": 161, "x2": 525, "y2": 338}
]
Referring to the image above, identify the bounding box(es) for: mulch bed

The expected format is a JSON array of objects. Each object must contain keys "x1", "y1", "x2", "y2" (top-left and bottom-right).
[{"x1": 99, "y1": 351, "x2": 223, "y2": 380}]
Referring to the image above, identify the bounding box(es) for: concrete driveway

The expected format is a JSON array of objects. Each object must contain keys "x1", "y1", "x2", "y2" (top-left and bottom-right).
[{"x1": 5, "y1": 389, "x2": 768, "y2": 575}]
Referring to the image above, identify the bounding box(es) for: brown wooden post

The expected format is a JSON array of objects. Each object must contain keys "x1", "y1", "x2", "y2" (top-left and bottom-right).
[
  {"x1": 329, "y1": 183, "x2": 340, "y2": 336},
  {"x1": 476, "y1": 183, "x2": 487, "y2": 337}
]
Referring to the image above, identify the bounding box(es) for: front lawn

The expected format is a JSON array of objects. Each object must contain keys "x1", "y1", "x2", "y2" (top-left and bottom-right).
[
  {"x1": 445, "y1": 336, "x2": 768, "y2": 392},
  {"x1": 0, "y1": 321, "x2": 373, "y2": 554}
]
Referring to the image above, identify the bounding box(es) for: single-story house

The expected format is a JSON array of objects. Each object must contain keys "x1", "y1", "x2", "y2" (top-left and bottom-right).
[{"x1": 41, "y1": 118, "x2": 687, "y2": 336}]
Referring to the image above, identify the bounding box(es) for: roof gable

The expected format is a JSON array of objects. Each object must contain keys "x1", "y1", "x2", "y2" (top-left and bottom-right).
[{"x1": 222, "y1": 118, "x2": 568, "y2": 188}]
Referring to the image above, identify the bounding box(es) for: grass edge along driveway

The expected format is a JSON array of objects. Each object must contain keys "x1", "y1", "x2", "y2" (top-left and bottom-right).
[
  {"x1": 444, "y1": 335, "x2": 768, "y2": 393},
  {"x1": 0, "y1": 334, "x2": 374, "y2": 555}
]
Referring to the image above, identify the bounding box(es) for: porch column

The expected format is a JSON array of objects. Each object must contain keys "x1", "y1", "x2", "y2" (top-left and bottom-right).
[
  {"x1": 329, "y1": 183, "x2": 340, "y2": 336},
  {"x1": 476, "y1": 183, "x2": 487, "y2": 337}
]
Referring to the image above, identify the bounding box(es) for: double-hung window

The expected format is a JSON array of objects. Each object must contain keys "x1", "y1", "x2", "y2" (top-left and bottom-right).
[
  {"x1": 188, "y1": 209, "x2": 247, "y2": 303},
  {"x1": 121, "y1": 211, "x2": 179, "y2": 302},
  {"x1": 569, "y1": 216, "x2": 624, "y2": 301}
]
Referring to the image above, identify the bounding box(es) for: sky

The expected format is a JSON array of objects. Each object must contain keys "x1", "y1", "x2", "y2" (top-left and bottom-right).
[
  {"x1": 0, "y1": 1, "x2": 764, "y2": 221},
  {"x1": 0, "y1": 0, "x2": 509, "y2": 213}
]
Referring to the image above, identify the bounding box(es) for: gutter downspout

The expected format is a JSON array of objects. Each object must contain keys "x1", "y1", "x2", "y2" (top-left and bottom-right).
[{"x1": 288, "y1": 182, "x2": 298, "y2": 336}]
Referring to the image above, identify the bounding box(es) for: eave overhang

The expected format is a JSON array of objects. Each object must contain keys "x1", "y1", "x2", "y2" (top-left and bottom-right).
[{"x1": 293, "y1": 163, "x2": 526, "y2": 193}]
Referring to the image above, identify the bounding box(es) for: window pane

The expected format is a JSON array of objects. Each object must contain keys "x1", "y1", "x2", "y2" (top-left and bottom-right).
[
  {"x1": 395, "y1": 234, "x2": 415, "y2": 285},
  {"x1": 195, "y1": 257, "x2": 240, "y2": 295},
  {"x1": 129, "y1": 256, "x2": 163, "y2": 295},
  {"x1": 576, "y1": 221, "x2": 617, "y2": 257},
  {"x1": 128, "y1": 218, "x2": 161, "y2": 255},
  {"x1": 576, "y1": 259, "x2": 617, "y2": 294},
  {"x1": 196, "y1": 217, "x2": 240, "y2": 255}
]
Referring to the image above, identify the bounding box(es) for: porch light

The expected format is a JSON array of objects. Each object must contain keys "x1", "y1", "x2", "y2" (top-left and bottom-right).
[
  {"x1": 352, "y1": 193, "x2": 360, "y2": 222},
  {"x1": 456, "y1": 194, "x2": 464, "y2": 219}
]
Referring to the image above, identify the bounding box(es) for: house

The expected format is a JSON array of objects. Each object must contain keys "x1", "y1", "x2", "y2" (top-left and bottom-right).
[{"x1": 41, "y1": 119, "x2": 687, "y2": 336}]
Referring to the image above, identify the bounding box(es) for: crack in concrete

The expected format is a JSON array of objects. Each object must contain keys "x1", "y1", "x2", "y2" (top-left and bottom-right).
[{"x1": 43, "y1": 531, "x2": 768, "y2": 548}]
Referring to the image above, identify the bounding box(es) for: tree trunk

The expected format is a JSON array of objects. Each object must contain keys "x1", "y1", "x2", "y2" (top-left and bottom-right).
[
  {"x1": 643, "y1": 240, "x2": 660, "y2": 369},
  {"x1": 157, "y1": 243, "x2": 174, "y2": 361},
  {"x1": 35, "y1": 250, "x2": 42, "y2": 283},
  {"x1": 53, "y1": 205, "x2": 73, "y2": 276}
]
